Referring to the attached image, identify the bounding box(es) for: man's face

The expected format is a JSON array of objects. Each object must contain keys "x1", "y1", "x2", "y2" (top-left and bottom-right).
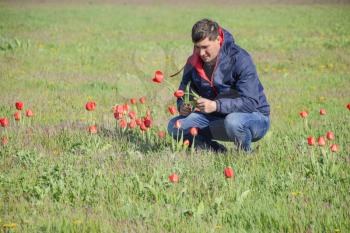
[{"x1": 194, "y1": 36, "x2": 221, "y2": 63}]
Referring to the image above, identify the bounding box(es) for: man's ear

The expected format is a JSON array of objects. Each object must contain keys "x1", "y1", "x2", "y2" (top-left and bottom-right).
[{"x1": 216, "y1": 35, "x2": 222, "y2": 45}]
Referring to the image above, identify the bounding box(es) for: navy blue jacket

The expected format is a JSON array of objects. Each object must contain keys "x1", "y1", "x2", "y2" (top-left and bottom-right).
[{"x1": 177, "y1": 28, "x2": 270, "y2": 117}]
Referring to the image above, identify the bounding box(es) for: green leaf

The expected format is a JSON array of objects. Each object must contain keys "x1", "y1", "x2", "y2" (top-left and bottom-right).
[{"x1": 196, "y1": 201, "x2": 205, "y2": 216}]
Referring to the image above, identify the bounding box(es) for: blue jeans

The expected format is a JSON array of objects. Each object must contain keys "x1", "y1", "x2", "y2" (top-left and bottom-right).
[{"x1": 167, "y1": 111, "x2": 270, "y2": 152}]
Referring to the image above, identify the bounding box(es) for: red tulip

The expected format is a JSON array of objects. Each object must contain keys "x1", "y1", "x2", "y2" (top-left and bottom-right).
[
  {"x1": 152, "y1": 70, "x2": 164, "y2": 83},
  {"x1": 318, "y1": 136, "x2": 326, "y2": 146},
  {"x1": 307, "y1": 136, "x2": 315, "y2": 146},
  {"x1": 135, "y1": 118, "x2": 142, "y2": 126},
  {"x1": 190, "y1": 127, "x2": 198, "y2": 136},
  {"x1": 174, "y1": 120, "x2": 181, "y2": 129},
  {"x1": 1, "y1": 136, "x2": 7, "y2": 146},
  {"x1": 114, "y1": 112, "x2": 123, "y2": 120},
  {"x1": 183, "y1": 139, "x2": 190, "y2": 146},
  {"x1": 128, "y1": 121, "x2": 136, "y2": 129},
  {"x1": 123, "y1": 103, "x2": 130, "y2": 112},
  {"x1": 128, "y1": 111, "x2": 136, "y2": 119},
  {"x1": 139, "y1": 97, "x2": 146, "y2": 104},
  {"x1": 140, "y1": 123, "x2": 147, "y2": 131},
  {"x1": 15, "y1": 101, "x2": 24, "y2": 110},
  {"x1": 119, "y1": 119, "x2": 127, "y2": 128},
  {"x1": 319, "y1": 108, "x2": 326, "y2": 115},
  {"x1": 114, "y1": 105, "x2": 124, "y2": 114},
  {"x1": 168, "y1": 106, "x2": 177, "y2": 115},
  {"x1": 130, "y1": 98, "x2": 137, "y2": 104},
  {"x1": 326, "y1": 131, "x2": 334, "y2": 140},
  {"x1": 26, "y1": 109, "x2": 33, "y2": 117},
  {"x1": 14, "y1": 112, "x2": 21, "y2": 121},
  {"x1": 169, "y1": 173, "x2": 179, "y2": 183},
  {"x1": 330, "y1": 144, "x2": 338, "y2": 152},
  {"x1": 88, "y1": 125, "x2": 97, "y2": 134},
  {"x1": 85, "y1": 101, "x2": 96, "y2": 111},
  {"x1": 158, "y1": 131, "x2": 166, "y2": 139},
  {"x1": 144, "y1": 116, "x2": 152, "y2": 128},
  {"x1": 174, "y1": 90, "x2": 184, "y2": 98},
  {"x1": 347, "y1": 103, "x2": 350, "y2": 110},
  {"x1": 0, "y1": 118, "x2": 9, "y2": 127},
  {"x1": 299, "y1": 111, "x2": 308, "y2": 118},
  {"x1": 224, "y1": 167, "x2": 234, "y2": 178}
]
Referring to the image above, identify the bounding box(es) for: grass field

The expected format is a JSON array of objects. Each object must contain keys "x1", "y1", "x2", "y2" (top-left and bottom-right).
[{"x1": 0, "y1": 1, "x2": 350, "y2": 232}]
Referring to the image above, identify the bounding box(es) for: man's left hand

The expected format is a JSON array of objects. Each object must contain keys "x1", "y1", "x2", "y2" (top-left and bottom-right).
[{"x1": 196, "y1": 97, "x2": 217, "y2": 113}]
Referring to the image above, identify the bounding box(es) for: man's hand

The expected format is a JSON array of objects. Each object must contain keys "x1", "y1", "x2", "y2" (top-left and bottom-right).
[
  {"x1": 179, "y1": 103, "x2": 193, "y2": 116},
  {"x1": 196, "y1": 97, "x2": 217, "y2": 113}
]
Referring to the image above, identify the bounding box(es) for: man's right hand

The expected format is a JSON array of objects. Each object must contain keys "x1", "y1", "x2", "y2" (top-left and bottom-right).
[{"x1": 179, "y1": 104, "x2": 193, "y2": 116}]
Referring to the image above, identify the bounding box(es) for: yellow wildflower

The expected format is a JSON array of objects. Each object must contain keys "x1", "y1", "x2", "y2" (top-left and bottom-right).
[
  {"x1": 3, "y1": 223, "x2": 17, "y2": 229},
  {"x1": 73, "y1": 219, "x2": 82, "y2": 225}
]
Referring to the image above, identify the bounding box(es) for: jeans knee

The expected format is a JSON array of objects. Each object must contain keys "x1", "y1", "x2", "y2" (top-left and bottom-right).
[{"x1": 224, "y1": 114, "x2": 245, "y2": 134}]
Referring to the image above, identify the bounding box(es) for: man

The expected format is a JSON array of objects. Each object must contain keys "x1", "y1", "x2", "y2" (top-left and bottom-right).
[{"x1": 167, "y1": 19, "x2": 270, "y2": 153}]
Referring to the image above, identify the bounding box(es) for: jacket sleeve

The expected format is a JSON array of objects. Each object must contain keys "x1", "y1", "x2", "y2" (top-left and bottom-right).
[
  {"x1": 176, "y1": 63, "x2": 192, "y2": 111},
  {"x1": 215, "y1": 54, "x2": 259, "y2": 114}
]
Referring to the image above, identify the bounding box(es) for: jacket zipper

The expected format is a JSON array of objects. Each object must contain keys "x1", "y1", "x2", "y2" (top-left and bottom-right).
[{"x1": 209, "y1": 55, "x2": 219, "y2": 96}]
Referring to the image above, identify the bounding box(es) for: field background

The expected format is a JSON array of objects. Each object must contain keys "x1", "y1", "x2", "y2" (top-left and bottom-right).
[{"x1": 0, "y1": 0, "x2": 350, "y2": 232}]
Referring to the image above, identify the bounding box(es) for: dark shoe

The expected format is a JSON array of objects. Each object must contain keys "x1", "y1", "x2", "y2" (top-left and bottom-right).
[
  {"x1": 194, "y1": 139, "x2": 227, "y2": 154},
  {"x1": 209, "y1": 141, "x2": 228, "y2": 154}
]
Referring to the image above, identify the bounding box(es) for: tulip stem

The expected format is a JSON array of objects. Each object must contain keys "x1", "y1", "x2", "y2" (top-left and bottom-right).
[
  {"x1": 171, "y1": 132, "x2": 175, "y2": 152},
  {"x1": 191, "y1": 136, "x2": 195, "y2": 155},
  {"x1": 176, "y1": 128, "x2": 179, "y2": 151}
]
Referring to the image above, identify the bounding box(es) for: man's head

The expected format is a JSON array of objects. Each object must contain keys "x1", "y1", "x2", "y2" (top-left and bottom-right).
[{"x1": 192, "y1": 19, "x2": 221, "y2": 63}]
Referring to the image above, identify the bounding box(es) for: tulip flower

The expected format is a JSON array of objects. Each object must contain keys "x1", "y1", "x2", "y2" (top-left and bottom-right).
[
  {"x1": 174, "y1": 90, "x2": 185, "y2": 98},
  {"x1": 190, "y1": 127, "x2": 198, "y2": 137},
  {"x1": 330, "y1": 144, "x2": 338, "y2": 152},
  {"x1": 152, "y1": 70, "x2": 164, "y2": 83},
  {"x1": 347, "y1": 103, "x2": 350, "y2": 110},
  {"x1": 113, "y1": 105, "x2": 124, "y2": 114},
  {"x1": 174, "y1": 120, "x2": 181, "y2": 129},
  {"x1": 119, "y1": 119, "x2": 127, "y2": 128},
  {"x1": 88, "y1": 125, "x2": 97, "y2": 134},
  {"x1": 135, "y1": 118, "x2": 142, "y2": 126},
  {"x1": 140, "y1": 123, "x2": 147, "y2": 131},
  {"x1": 169, "y1": 173, "x2": 179, "y2": 183},
  {"x1": 15, "y1": 101, "x2": 24, "y2": 110},
  {"x1": 326, "y1": 131, "x2": 334, "y2": 140},
  {"x1": 158, "y1": 131, "x2": 166, "y2": 139},
  {"x1": 1, "y1": 136, "x2": 7, "y2": 146},
  {"x1": 128, "y1": 111, "x2": 136, "y2": 119},
  {"x1": 26, "y1": 109, "x2": 33, "y2": 117},
  {"x1": 130, "y1": 98, "x2": 137, "y2": 104},
  {"x1": 139, "y1": 97, "x2": 146, "y2": 104},
  {"x1": 168, "y1": 106, "x2": 177, "y2": 115},
  {"x1": 144, "y1": 116, "x2": 152, "y2": 128},
  {"x1": 14, "y1": 112, "x2": 21, "y2": 121},
  {"x1": 318, "y1": 136, "x2": 326, "y2": 146},
  {"x1": 299, "y1": 111, "x2": 308, "y2": 118},
  {"x1": 183, "y1": 139, "x2": 190, "y2": 146},
  {"x1": 0, "y1": 118, "x2": 9, "y2": 127},
  {"x1": 224, "y1": 167, "x2": 234, "y2": 178},
  {"x1": 114, "y1": 112, "x2": 123, "y2": 120},
  {"x1": 307, "y1": 136, "x2": 315, "y2": 146},
  {"x1": 123, "y1": 103, "x2": 130, "y2": 112},
  {"x1": 319, "y1": 108, "x2": 326, "y2": 115},
  {"x1": 128, "y1": 121, "x2": 136, "y2": 129},
  {"x1": 85, "y1": 101, "x2": 96, "y2": 111}
]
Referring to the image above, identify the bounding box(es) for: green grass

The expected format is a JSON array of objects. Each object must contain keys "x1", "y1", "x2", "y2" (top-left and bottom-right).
[{"x1": 0, "y1": 2, "x2": 350, "y2": 232}]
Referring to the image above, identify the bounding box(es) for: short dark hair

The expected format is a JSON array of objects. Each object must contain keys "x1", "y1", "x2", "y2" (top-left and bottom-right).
[{"x1": 192, "y1": 19, "x2": 219, "y2": 43}]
